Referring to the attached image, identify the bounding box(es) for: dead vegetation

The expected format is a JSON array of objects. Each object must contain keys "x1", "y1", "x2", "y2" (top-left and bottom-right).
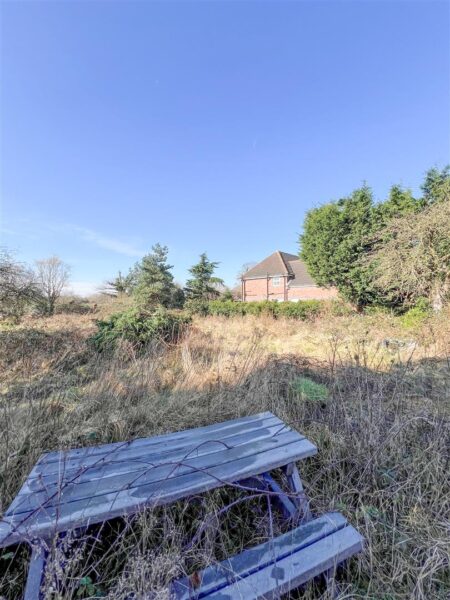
[{"x1": 0, "y1": 307, "x2": 449, "y2": 599}]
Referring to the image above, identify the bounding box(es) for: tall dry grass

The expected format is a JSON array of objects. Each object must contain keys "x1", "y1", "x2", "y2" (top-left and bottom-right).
[{"x1": 0, "y1": 309, "x2": 449, "y2": 598}]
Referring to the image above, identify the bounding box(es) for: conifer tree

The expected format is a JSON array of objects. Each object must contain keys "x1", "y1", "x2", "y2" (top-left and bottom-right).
[
  {"x1": 185, "y1": 253, "x2": 224, "y2": 300},
  {"x1": 134, "y1": 244, "x2": 175, "y2": 309}
]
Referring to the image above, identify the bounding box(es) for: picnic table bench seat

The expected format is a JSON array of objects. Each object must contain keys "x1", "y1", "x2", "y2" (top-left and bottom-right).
[
  {"x1": 171, "y1": 512, "x2": 363, "y2": 599},
  {"x1": 0, "y1": 412, "x2": 363, "y2": 599}
]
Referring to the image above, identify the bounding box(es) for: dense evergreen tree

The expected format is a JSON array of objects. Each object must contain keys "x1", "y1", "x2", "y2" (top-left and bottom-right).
[
  {"x1": 300, "y1": 167, "x2": 450, "y2": 309},
  {"x1": 133, "y1": 244, "x2": 176, "y2": 309},
  {"x1": 185, "y1": 253, "x2": 224, "y2": 300},
  {"x1": 300, "y1": 186, "x2": 377, "y2": 309},
  {"x1": 421, "y1": 166, "x2": 450, "y2": 204}
]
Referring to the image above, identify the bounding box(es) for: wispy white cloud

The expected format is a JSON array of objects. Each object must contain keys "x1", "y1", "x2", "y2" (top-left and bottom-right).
[
  {"x1": 74, "y1": 227, "x2": 144, "y2": 257},
  {"x1": 2, "y1": 218, "x2": 145, "y2": 258}
]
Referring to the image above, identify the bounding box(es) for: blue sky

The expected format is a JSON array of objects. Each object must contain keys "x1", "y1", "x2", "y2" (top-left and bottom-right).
[{"x1": 1, "y1": 0, "x2": 449, "y2": 295}]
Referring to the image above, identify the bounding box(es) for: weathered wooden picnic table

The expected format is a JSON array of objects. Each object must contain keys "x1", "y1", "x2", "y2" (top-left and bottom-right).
[{"x1": 0, "y1": 411, "x2": 363, "y2": 599}]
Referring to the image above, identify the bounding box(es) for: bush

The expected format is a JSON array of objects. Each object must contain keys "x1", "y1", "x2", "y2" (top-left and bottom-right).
[
  {"x1": 184, "y1": 298, "x2": 210, "y2": 317},
  {"x1": 91, "y1": 307, "x2": 191, "y2": 352},
  {"x1": 399, "y1": 297, "x2": 432, "y2": 329},
  {"x1": 187, "y1": 299, "x2": 324, "y2": 320}
]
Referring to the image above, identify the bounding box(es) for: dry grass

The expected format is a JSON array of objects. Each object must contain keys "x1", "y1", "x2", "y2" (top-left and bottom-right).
[{"x1": 0, "y1": 306, "x2": 449, "y2": 599}]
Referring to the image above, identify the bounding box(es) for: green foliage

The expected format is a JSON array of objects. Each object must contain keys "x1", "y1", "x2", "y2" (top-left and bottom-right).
[
  {"x1": 185, "y1": 253, "x2": 224, "y2": 300},
  {"x1": 291, "y1": 377, "x2": 329, "y2": 404},
  {"x1": 133, "y1": 244, "x2": 177, "y2": 309},
  {"x1": 187, "y1": 299, "x2": 323, "y2": 320},
  {"x1": 103, "y1": 270, "x2": 136, "y2": 296},
  {"x1": 421, "y1": 165, "x2": 450, "y2": 204},
  {"x1": 91, "y1": 307, "x2": 191, "y2": 351},
  {"x1": 76, "y1": 576, "x2": 105, "y2": 598},
  {"x1": 399, "y1": 298, "x2": 431, "y2": 329},
  {"x1": 376, "y1": 185, "x2": 422, "y2": 223},
  {"x1": 300, "y1": 186, "x2": 378, "y2": 309},
  {"x1": 185, "y1": 298, "x2": 210, "y2": 316},
  {"x1": 328, "y1": 299, "x2": 355, "y2": 317},
  {"x1": 300, "y1": 167, "x2": 450, "y2": 310},
  {"x1": 220, "y1": 288, "x2": 234, "y2": 301}
]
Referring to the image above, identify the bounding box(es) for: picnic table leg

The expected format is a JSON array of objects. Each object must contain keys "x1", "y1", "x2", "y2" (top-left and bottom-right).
[
  {"x1": 239, "y1": 474, "x2": 299, "y2": 520},
  {"x1": 282, "y1": 462, "x2": 311, "y2": 521},
  {"x1": 24, "y1": 541, "x2": 48, "y2": 600}
]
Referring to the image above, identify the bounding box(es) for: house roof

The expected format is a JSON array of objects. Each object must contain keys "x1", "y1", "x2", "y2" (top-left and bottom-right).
[{"x1": 242, "y1": 251, "x2": 316, "y2": 287}]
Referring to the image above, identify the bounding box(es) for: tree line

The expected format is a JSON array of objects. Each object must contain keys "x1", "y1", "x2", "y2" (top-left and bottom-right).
[
  {"x1": 300, "y1": 166, "x2": 450, "y2": 311},
  {"x1": 2, "y1": 165, "x2": 448, "y2": 321},
  {"x1": 104, "y1": 246, "x2": 226, "y2": 310},
  {"x1": 0, "y1": 246, "x2": 227, "y2": 320}
]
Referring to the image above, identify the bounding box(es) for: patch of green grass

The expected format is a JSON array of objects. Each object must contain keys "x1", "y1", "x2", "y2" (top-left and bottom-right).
[{"x1": 291, "y1": 376, "x2": 329, "y2": 403}]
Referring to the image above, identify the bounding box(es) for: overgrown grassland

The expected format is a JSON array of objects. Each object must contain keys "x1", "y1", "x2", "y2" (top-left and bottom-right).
[{"x1": 0, "y1": 306, "x2": 449, "y2": 599}]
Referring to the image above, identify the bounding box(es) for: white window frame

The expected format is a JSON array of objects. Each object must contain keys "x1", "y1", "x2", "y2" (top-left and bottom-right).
[{"x1": 272, "y1": 276, "x2": 281, "y2": 287}]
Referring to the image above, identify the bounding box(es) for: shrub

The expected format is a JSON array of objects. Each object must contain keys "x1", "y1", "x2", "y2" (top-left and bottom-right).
[
  {"x1": 91, "y1": 307, "x2": 191, "y2": 352},
  {"x1": 184, "y1": 298, "x2": 210, "y2": 317},
  {"x1": 190, "y1": 299, "x2": 324, "y2": 320},
  {"x1": 399, "y1": 297, "x2": 432, "y2": 329},
  {"x1": 327, "y1": 298, "x2": 355, "y2": 317},
  {"x1": 276, "y1": 300, "x2": 322, "y2": 320}
]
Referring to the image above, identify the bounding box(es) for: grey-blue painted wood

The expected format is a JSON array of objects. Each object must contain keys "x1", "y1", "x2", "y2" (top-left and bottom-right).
[
  {"x1": 261, "y1": 473, "x2": 298, "y2": 519},
  {"x1": 26, "y1": 421, "x2": 296, "y2": 490},
  {"x1": 38, "y1": 412, "x2": 276, "y2": 466},
  {"x1": 13, "y1": 431, "x2": 303, "y2": 513},
  {"x1": 283, "y1": 462, "x2": 311, "y2": 520},
  {"x1": 0, "y1": 412, "x2": 316, "y2": 547},
  {"x1": 171, "y1": 513, "x2": 363, "y2": 600},
  {"x1": 23, "y1": 542, "x2": 47, "y2": 600}
]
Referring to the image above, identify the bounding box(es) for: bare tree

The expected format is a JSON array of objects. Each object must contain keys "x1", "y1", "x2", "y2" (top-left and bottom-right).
[
  {"x1": 368, "y1": 197, "x2": 450, "y2": 310},
  {"x1": 0, "y1": 249, "x2": 40, "y2": 320},
  {"x1": 35, "y1": 256, "x2": 71, "y2": 315}
]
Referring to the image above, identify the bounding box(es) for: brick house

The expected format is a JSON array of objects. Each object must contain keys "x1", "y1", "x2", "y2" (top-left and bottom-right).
[{"x1": 241, "y1": 251, "x2": 338, "y2": 302}]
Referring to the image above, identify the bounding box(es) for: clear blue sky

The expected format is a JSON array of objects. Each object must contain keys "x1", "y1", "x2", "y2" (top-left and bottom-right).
[{"x1": 1, "y1": 0, "x2": 449, "y2": 294}]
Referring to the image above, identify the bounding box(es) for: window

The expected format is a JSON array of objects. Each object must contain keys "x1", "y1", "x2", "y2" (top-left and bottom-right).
[{"x1": 272, "y1": 276, "x2": 281, "y2": 287}]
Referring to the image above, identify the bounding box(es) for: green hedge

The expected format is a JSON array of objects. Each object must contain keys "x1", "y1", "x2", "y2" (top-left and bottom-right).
[
  {"x1": 91, "y1": 307, "x2": 191, "y2": 352},
  {"x1": 187, "y1": 299, "x2": 323, "y2": 320}
]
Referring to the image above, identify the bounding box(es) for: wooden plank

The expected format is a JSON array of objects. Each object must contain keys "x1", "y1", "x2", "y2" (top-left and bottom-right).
[
  {"x1": 37, "y1": 412, "x2": 275, "y2": 466},
  {"x1": 0, "y1": 522, "x2": 13, "y2": 548},
  {"x1": 5, "y1": 438, "x2": 317, "y2": 542},
  {"x1": 25, "y1": 421, "x2": 293, "y2": 490},
  {"x1": 283, "y1": 462, "x2": 311, "y2": 520},
  {"x1": 29, "y1": 415, "x2": 283, "y2": 480},
  {"x1": 200, "y1": 525, "x2": 363, "y2": 599},
  {"x1": 172, "y1": 512, "x2": 348, "y2": 599},
  {"x1": 9, "y1": 432, "x2": 311, "y2": 515},
  {"x1": 23, "y1": 543, "x2": 47, "y2": 600},
  {"x1": 261, "y1": 473, "x2": 298, "y2": 519}
]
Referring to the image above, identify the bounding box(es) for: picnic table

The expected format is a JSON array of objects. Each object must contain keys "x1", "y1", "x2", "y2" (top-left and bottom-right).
[{"x1": 0, "y1": 411, "x2": 363, "y2": 599}]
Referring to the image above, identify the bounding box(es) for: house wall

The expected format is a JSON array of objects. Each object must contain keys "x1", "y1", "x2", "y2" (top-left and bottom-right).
[
  {"x1": 242, "y1": 277, "x2": 338, "y2": 302},
  {"x1": 287, "y1": 286, "x2": 338, "y2": 301},
  {"x1": 242, "y1": 276, "x2": 287, "y2": 301}
]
